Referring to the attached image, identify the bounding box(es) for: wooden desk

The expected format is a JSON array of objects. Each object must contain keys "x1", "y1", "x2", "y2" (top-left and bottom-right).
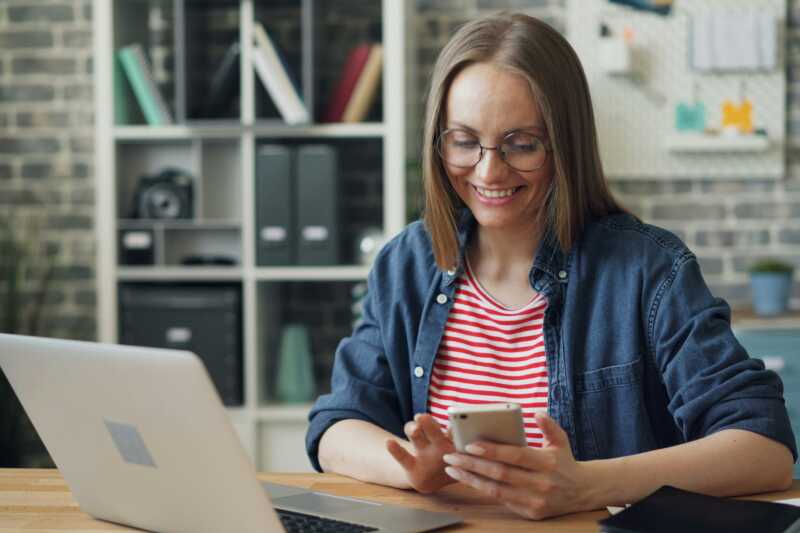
[{"x1": 2, "y1": 469, "x2": 800, "y2": 532}]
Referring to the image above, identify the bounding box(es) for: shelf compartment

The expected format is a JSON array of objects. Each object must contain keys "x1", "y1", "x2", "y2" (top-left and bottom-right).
[
  {"x1": 163, "y1": 227, "x2": 242, "y2": 267},
  {"x1": 313, "y1": 0, "x2": 383, "y2": 124},
  {"x1": 253, "y1": 137, "x2": 383, "y2": 267},
  {"x1": 252, "y1": 1, "x2": 305, "y2": 122},
  {"x1": 113, "y1": 0, "x2": 176, "y2": 127},
  {"x1": 182, "y1": 0, "x2": 242, "y2": 122},
  {"x1": 257, "y1": 280, "x2": 364, "y2": 406}
]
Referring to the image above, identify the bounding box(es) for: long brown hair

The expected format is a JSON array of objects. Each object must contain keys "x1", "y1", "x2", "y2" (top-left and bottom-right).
[{"x1": 422, "y1": 12, "x2": 624, "y2": 270}]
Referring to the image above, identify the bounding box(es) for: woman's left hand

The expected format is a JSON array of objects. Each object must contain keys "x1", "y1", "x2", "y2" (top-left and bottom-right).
[{"x1": 442, "y1": 411, "x2": 597, "y2": 520}]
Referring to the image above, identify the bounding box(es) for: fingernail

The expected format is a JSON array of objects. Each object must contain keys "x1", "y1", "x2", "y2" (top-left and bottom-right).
[
  {"x1": 442, "y1": 453, "x2": 460, "y2": 465},
  {"x1": 465, "y1": 444, "x2": 485, "y2": 455},
  {"x1": 445, "y1": 466, "x2": 462, "y2": 480}
]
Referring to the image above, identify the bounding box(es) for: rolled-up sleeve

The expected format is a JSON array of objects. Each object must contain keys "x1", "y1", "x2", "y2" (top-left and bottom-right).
[
  {"x1": 652, "y1": 254, "x2": 797, "y2": 461},
  {"x1": 305, "y1": 267, "x2": 406, "y2": 472}
]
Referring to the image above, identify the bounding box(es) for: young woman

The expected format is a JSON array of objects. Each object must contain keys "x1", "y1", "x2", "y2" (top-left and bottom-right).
[{"x1": 306, "y1": 13, "x2": 796, "y2": 519}]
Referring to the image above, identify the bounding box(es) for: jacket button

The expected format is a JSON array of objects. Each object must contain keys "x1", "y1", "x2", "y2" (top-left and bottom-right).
[
  {"x1": 558, "y1": 270, "x2": 567, "y2": 280},
  {"x1": 436, "y1": 293, "x2": 448, "y2": 304},
  {"x1": 414, "y1": 366, "x2": 424, "y2": 378}
]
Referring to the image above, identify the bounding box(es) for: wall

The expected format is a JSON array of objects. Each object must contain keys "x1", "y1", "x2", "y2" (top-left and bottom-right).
[
  {"x1": 0, "y1": 0, "x2": 95, "y2": 341},
  {"x1": 2, "y1": 0, "x2": 800, "y2": 385},
  {"x1": 412, "y1": 0, "x2": 800, "y2": 308},
  {"x1": 7, "y1": 0, "x2": 796, "y2": 340}
]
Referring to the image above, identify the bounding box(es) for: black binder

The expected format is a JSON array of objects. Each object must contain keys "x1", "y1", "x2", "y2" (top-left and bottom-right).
[
  {"x1": 295, "y1": 144, "x2": 339, "y2": 265},
  {"x1": 599, "y1": 485, "x2": 800, "y2": 533},
  {"x1": 255, "y1": 144, "x2": 294, "y2": 266}
]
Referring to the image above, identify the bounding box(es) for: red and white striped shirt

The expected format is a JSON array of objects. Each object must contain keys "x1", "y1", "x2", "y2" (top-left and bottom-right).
[{"x1": 427, "y1": 262, "x2": 549, "y2": 447}]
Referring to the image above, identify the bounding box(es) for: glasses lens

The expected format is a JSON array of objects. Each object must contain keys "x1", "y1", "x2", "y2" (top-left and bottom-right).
[
  {"x1": 439, "y1": 130, "x2": 481, "y2": 168},
  {"x1": 501, "y1": 132, "x2": 547, "y2": 171}
]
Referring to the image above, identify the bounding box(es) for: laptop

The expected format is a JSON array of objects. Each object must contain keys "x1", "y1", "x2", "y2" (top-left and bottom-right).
[{"x1": 0, "y1": 333, "x2": 462, "y2": 533}]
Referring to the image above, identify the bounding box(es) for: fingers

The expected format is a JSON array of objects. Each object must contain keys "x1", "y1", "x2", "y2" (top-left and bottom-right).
[
  {"x1": 405, "y1": 414, "x2": 450, "y2": 450},
  {"x1": 535, "y1": 411, "x2": 569, "y2": 448},
  {"x1": 443, "y1": 464, "x2": 532, "y2": 508},
  {"x1": 404, "y1": 418, "x2": 430, "y2": 449},
  {"x1": 386, "y1": 439, "x2": 416, "y2": 471},
  {"x1": 465, "y1": 441, "x2": 555, "y2": 471},
  {"x1": 417, "y1": 414, "x2": 452, "y2": 449},
  {"x1": 443, "y1": 451, "x2": 551, "y2": 491}
]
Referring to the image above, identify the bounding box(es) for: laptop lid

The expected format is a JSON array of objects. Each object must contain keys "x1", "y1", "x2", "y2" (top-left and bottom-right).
[{"x1": 0, "y1": 333, "x2": 284, "y2": 533}]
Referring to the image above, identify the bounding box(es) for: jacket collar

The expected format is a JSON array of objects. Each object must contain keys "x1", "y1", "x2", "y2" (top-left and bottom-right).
[{"x1": 443, "y1": 209, "x2": 568, "y2": 286}]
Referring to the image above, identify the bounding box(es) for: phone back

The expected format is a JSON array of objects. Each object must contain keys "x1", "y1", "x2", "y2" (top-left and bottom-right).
[{"x1": 449, "y1": 406, "x2": 527, "y2": 452}]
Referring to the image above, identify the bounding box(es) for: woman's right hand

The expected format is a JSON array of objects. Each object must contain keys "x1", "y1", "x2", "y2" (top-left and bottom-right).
[{"x1": 385, "y1": 413, "x2": 457, "y2": 493}]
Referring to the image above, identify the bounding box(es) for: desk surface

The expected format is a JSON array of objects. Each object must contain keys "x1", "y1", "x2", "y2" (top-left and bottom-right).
[{"x1": 2, "y1": 469, "x2": 800, "y2": 532}]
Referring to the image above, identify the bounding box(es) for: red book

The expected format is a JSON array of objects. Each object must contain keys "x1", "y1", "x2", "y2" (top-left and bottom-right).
[{"x1": 322, "y1": 43, "x2": 372, "y2": 123}]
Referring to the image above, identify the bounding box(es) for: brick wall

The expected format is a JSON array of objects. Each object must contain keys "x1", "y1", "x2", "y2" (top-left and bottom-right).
[{"x1": 0, "y1": 0, "x2": 96, "y2": 341}]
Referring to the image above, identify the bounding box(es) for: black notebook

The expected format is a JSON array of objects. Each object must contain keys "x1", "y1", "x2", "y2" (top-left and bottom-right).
[{"x1": 599, "y1": 486, "x2": 800, "y2": 533}]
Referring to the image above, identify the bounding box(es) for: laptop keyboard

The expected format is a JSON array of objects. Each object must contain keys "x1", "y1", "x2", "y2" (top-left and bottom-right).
[{"x1": 276, "y1": 509, "x2": 378, "y2": 532}]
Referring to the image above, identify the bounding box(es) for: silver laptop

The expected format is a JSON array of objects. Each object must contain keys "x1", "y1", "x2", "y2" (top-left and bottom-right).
[{"x1": 0, "y1": 333, "x2": 461, "y2": 533}]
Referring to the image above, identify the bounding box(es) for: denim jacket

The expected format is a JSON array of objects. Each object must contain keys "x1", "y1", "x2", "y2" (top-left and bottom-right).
[{"x1": 306, "y1": 212, "x2": 797, "y2": 471}]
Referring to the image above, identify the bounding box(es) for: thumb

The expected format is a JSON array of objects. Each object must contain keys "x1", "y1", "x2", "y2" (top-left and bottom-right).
[{"x1": 535, "y1": 411, "x2": 568, "y2": 448}]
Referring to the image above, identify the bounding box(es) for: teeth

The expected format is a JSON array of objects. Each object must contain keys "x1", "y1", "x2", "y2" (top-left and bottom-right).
[{"x1": 476, "y1": 186, "x2": 517, "y2": 199}]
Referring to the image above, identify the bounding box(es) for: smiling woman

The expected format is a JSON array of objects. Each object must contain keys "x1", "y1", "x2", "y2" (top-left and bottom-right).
[{"x1": 307, "y1": 12, "x2": 796, "y2": 521}]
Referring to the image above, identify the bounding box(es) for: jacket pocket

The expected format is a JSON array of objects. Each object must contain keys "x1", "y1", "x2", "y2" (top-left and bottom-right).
[{"x1": 575, "y1": 357, "x2": 657, "y2": 460}]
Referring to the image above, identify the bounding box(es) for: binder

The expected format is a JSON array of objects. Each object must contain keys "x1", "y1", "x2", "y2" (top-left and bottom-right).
[
  {"x1": 255, "y1": 144, "x2": 293, "y2": 266},
  {"x1": 295, "y1": 145, "x2": 339, "y2": 265}
]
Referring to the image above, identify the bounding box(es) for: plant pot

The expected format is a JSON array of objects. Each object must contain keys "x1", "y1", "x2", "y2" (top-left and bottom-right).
[{"x1": 750, "y1": 272, "x2": 793, "y2": 317}]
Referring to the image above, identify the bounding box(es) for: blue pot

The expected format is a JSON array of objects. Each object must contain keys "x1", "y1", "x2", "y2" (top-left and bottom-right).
[{"x1": 750, "y1": 272, "x2": 793, "y2": 317}]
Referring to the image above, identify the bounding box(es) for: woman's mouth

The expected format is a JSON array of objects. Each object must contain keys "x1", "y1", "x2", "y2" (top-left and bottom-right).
[{"x1": 472, "y1": 185, "x2": 522, "y2": 203}]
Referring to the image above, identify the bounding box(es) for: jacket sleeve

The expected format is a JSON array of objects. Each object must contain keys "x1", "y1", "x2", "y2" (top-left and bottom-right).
[
  {"x1": 651, "y1": 253, "x2": 797, "y2": 461},
  {"x1": 305, "y1": 266, "x2": 406, "y2": 472}
]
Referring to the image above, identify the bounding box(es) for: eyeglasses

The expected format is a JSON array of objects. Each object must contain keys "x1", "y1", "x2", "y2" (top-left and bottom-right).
[{"x1": 436, "y1": 128, "x2": 550, "y2": 172}]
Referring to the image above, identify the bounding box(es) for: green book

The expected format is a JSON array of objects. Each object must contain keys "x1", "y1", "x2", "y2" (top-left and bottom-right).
[
  {"x1": 116, "y1": 44, "x2": 173, "y2": 126},
  {"x1": 113, "y1": 53, "x2": 142, "y2": 125}
]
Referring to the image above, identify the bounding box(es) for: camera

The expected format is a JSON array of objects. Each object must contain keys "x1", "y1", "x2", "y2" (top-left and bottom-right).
[{"x1": 130, "y1": 168, "x2": 194, "y2": 220}]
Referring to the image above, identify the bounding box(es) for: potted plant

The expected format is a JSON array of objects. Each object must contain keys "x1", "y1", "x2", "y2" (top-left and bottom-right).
[{"x1": 749, "y1": 259, "x2": 794, "y2": 317}]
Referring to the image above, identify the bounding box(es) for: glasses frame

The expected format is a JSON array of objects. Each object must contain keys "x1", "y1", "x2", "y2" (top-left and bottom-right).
[{"x1": 436, "y1": 128, "x2": 552, "y2": 172}]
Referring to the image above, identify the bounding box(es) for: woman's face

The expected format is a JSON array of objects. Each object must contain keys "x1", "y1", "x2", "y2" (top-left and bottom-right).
[{"x1": 442, "y1": 62, "x2": 554, "y2": 233}]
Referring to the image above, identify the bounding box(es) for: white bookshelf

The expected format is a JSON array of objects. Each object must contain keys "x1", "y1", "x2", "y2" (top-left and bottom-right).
[{"x1": 94, "y1": 0, "x2": 410, "y2": 472}]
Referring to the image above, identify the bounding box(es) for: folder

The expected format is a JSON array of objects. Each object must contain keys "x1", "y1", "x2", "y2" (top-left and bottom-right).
[
  {"x1": 255, "y1": 144, "x2": 294, "y2": 266},
  {"x1": 295, "y1": 145, "x2": 339, "y2": 265},
  {"x1": 599, "y1": 485, "x2": 800, "y2": 533}
]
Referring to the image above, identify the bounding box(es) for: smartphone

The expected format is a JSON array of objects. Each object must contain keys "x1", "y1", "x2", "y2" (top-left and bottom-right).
[{"x1": 448, "y1": 403, "x2": 527, "y2": 453}]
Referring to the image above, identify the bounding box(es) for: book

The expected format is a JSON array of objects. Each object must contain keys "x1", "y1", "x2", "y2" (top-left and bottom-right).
[
  {"x1": 322, "y1": 43, "x2": 372, "y2": 123},
  {"x1": 113, "y1": 53, "x2": 142, "y2": 125},
  {"x1": 117, "y1": 44, "x2": 173, "y2": 126},
  {"x1": 599, "y1": 485, "x2": 800, "y2": 533},
  {"x1": 201, "y1": 41, "x2": 240, "y2": 119},
  {"x1": 342, "y1": 44, "x2": 383, "y2": 123},
  {"x1": 251, "y1": 22, "x2": 309, "y2": 125}
]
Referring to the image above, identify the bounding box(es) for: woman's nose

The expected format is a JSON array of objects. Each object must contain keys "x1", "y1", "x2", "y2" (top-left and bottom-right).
[{"x1": 476, "y1": 147, "x2": 508, "y2": 182}]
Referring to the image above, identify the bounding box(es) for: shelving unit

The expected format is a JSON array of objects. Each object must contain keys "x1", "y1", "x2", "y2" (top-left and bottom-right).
[{"x1": 94, "y1": 0, "x2": 409, "y2": 471}]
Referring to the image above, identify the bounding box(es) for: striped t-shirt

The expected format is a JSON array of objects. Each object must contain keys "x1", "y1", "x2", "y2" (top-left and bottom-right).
[{"x1": 426, "y1": 262, "x2": 549, "y2": 447}]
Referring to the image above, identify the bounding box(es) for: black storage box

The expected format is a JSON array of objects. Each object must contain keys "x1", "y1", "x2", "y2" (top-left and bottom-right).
[{"x1": 119, "y1": 283, "x2": 243, "y2": 406}]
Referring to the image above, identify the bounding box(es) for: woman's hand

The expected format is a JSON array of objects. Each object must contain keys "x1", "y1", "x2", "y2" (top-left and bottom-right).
[
  {"x1": 386, "y1": 413, "x2": 457, "y2": 494},
  {"x1": 441, "y1": 411, "x2": 597, "y2": 519}
]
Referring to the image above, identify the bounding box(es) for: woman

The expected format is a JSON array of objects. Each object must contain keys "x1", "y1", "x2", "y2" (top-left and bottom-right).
[{"x1": 306, "y1": 12, "x2": 796, "y2": 519}]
